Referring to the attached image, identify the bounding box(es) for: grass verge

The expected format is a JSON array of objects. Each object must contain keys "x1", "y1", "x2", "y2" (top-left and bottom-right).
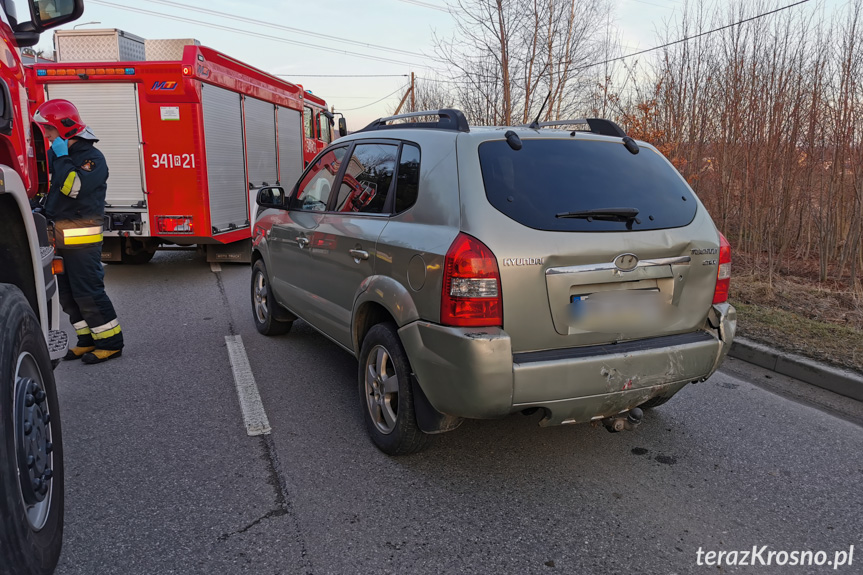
[{"x1": 731, "y1": 299, "x2": 863, "y2": 374}]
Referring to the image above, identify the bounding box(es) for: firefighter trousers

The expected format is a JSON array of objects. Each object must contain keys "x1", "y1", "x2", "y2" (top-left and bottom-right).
[{"x1": 57, "y1": 242, "x2": 124, "y2": 351}]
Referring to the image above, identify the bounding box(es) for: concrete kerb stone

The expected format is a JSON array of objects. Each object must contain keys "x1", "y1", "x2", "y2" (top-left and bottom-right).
[{"x1": 729, "y1": 337, "x2": 863, "y2": 402}]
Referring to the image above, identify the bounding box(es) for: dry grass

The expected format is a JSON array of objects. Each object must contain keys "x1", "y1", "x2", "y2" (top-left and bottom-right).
[{"x1": 730, "y1": 272, "x2": 863, "y2": 373}]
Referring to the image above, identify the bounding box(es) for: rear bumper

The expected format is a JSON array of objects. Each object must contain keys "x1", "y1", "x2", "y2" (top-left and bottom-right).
[{"x1": 398, "y1": 303, "x2": 736, "y2": 424}]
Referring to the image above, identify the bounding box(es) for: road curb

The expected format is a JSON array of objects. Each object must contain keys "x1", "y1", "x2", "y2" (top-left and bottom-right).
[{"x1": 729, "y1": 337, "x2": 863, "y2": 402}]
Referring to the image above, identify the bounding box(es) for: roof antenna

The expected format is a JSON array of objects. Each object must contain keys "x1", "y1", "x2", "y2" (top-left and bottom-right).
[{"x1": 528, "y1": 91, "x2": 552, "y2": 129}]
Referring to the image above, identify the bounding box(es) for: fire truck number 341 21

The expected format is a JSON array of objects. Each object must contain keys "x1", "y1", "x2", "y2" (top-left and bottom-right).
[{"x1": 152, "y1": 153, "x2": 196, "y2": 169}]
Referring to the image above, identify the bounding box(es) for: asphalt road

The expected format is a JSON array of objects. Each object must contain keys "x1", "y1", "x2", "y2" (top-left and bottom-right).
[{"x1": 52, "y1": 251, "x2": 863, "y2": 575}]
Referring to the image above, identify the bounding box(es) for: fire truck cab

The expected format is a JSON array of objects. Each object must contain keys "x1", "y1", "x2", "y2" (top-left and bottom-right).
[{"x1": 28, "y1": 38, "x2": 333, "y2": 263}]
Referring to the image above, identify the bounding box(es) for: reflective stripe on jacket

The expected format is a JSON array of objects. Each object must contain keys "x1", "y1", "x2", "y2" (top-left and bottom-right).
[{"x1": 51, "y1": 218, "x2": 104, "y2": 249}]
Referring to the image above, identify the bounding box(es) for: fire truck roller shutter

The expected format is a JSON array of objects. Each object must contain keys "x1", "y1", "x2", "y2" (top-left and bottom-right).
[
  {"x1": 277, "y1": 106, "x2": 304, "y2": 190},
  {"x1": 201, "y1": 84, "x2": 249, "y2": 233},
  {"x1": 44, "y1": 83, "x2": 145, "y2": 208},
  {"x1": 244, "y1": 97, "x2": 278, "y2": 187}
]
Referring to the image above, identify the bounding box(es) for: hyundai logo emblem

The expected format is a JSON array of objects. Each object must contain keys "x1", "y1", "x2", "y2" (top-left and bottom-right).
[{"x1": 614, "y1": 253, "x2": 639, "y2": 272}]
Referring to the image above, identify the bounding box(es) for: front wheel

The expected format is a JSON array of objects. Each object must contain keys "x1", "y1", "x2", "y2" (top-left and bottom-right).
[
  {"x1": 358, "y1": 323, "x2": 431, "y2": 455},
  {"x1": 0, "y1": 284, "x2": 64, "y2": 575},
  {"x1": 251, "y1": 260, "x2": 292, "y2": 336}
]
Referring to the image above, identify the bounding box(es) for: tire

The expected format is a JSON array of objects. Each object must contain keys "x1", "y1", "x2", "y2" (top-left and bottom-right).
[
  {"x1": 120, "y1": 239, "x2": 155, "y2": 265},
  {"x1": 251, "y1": 260, "x2": 292, "y2": 336},
  {"x1": 358, "y1": 323, "x2": 431, "y2": 455},
  {"x1": 639, "y1": 394, "x2": 674, "y2": 409},
  {"x1": 0, "y1": 284, "x2": 64, "y2": 575}
]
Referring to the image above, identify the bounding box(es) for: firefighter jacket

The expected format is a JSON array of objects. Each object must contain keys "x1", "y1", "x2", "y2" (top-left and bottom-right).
[{"x1": 45, "y1": 139, "x2": 109, "y2": 223}]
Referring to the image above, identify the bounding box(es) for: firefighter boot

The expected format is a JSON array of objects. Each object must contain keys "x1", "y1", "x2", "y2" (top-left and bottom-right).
[
  {"x1": 64, "y1": 346, "x2": 96, "y2": 360},
  {"x1": 81, "y1": 349, "x2": 123, "y2": 365}
]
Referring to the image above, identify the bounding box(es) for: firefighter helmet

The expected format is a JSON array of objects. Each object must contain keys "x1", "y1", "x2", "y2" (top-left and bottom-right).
[{"x1": 33, "y1": 99, "x2": 86, "y2": 139}]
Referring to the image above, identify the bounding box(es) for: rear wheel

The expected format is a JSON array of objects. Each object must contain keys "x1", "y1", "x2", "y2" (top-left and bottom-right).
[
  {"x1": 120, "y1": 238, "x2": 155, "y2": 265},
  {"x1": 358, "y1": 323, "x2": 430, "y2": 455},
  {"x1": 0, "y1": 284, "x2": 64, "y2": 575},
  {"x1": 251, "y1": 260, "x2": 292, "y2": 336}
]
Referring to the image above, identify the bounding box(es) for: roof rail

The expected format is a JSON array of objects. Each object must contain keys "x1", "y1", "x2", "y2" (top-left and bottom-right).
[
  {"x1": 527, "y1": 118, "x2": 627, "y2": 138},
  {"x1": 358, "y1": 109, "x2": 470, "y2": 133}
]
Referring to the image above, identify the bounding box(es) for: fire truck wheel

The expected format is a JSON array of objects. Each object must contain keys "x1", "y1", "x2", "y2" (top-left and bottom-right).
[
  {"x1": 251, "y1": 260, "x2": 293, "y2": 336},
  {"x1": 0, "y1": 284, "x2": 64, "y2": 575},
  {"x1": 120, "y1": 238, "x2": 155, "y2": 265}
]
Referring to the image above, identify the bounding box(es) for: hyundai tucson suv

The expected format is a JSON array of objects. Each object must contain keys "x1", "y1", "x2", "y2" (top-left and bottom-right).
[{"x1": 250, "y1": 109, "x2": 736, "y2": 455}]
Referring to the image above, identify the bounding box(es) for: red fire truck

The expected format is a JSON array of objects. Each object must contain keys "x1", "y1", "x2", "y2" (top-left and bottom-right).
[{"x1": 27, "y1": 42, "x2": 337, "y2": 263}]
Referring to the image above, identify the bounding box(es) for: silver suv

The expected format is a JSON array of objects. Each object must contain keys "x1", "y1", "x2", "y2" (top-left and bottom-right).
[{"x1": 250, "y1": 109, "x2": 736, "y2": 455}]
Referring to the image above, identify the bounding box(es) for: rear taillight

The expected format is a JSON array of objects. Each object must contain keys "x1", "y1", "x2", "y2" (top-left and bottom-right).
[
  {"x1": 156, "y1": 215, "x2": 194, "y2": 234},
  {"x1": 712, "y1": 232, "x2": 731, "y2": 304},
  {"x1": 441, "y1": 233, "x2": 502, "y2": 327}
]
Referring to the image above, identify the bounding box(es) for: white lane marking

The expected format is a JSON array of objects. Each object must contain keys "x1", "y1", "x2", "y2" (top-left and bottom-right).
[
  {"x1": 210, "y1": 262, "x2": 222, "y2": 273},
  {"x1": 225, "y1": 335, "x2": 271, "y2": 436}
]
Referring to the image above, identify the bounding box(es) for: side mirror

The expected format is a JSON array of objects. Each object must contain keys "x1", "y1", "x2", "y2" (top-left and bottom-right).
[
  {"x1": 338, "y1": 117, "x2": 347, "y2": 138},
  {"x1": 256, "y1": 186, "x2": 288, "y2": 209},
  {"x1": 27, "y1": 0, "x2": 85, "y2": 33}
]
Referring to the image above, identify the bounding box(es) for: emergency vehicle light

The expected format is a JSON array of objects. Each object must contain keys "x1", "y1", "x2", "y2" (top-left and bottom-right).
[
  {"x1": 156, "y1": 216, "x2": 194, "y2": 235},
  {"x1": 40, "y1": 68, "x2": 135, "y2": 77}
]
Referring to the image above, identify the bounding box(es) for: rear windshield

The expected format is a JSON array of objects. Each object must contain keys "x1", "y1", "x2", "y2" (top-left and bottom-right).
[{"x1": 478, "y1": 139, "x2": 697, "y2": 232}]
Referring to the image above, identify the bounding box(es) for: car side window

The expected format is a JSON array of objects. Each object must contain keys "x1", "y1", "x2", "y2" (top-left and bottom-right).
[
  {"x1": 292, "y1": 147, "x2": 346, "y2": 212},
  {"x1": 394, "y1": 144, "x2": 421, "y2": 213},
  {"x1": 332, "y1": 143, "x2": 398, "y2": 214}
]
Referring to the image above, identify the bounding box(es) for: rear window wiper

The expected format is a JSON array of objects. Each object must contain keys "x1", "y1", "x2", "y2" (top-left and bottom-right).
[{"x1": 555, "y1": 207, "x2": 640, "y2": 222}]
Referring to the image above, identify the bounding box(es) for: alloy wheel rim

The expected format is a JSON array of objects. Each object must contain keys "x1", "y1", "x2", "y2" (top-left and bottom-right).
[
  {"x1": 253, "y1": 271, "x2": 269, "y2": 323},
  {"x1": 364, "y1": 345, "x2": 399, "y2": 434},
  {"x1": 13, "y1": 351, "x2": 54, "y2": 531}
]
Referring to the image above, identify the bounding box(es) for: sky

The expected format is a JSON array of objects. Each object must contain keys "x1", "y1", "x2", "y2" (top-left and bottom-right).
[{"x1": 28, "y1": 0, "x2": 846, "y2": 128}]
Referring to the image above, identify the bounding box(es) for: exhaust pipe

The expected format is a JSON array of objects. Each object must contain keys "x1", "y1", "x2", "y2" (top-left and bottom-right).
[{"x1": 602, "y1": 407, "x2": 643, "y2": 433}]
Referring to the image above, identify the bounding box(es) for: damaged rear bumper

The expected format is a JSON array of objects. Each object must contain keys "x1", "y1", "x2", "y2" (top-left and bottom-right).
[{"x1": 398, "y1": 303, "x2": 736, "y2": 425}]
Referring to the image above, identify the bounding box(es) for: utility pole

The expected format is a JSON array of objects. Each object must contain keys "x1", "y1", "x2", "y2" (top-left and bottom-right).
[
  {"x1": 393, "y1": 75, "x2": 415, "y2": 116},
  {"x1": 410, "y1": 72, "x2": 415, "y2": 113}
]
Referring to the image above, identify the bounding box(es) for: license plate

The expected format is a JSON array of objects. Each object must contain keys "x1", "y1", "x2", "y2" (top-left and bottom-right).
[{"x1": 570, "y1": 289, "x2": 666, "y2": 331}]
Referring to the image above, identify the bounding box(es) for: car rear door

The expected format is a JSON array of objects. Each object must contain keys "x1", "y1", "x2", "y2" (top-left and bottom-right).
[{"x1": 305, "y1": 141, "x2": 401, "y2": 349}]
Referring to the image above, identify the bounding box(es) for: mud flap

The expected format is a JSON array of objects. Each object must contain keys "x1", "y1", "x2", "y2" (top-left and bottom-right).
[
  {"x1": 411, "y1": 374, "x2": 463, "y2": 434},
  {"x1": 101, "y1": 236, "x2": 122, "y2": 262},
  {"x1": 206, "y1": 239, "x2": 252, "y2": 263}
]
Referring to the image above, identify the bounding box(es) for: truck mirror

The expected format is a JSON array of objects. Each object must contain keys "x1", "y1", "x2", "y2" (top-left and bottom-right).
[
  {"x1": 338, "y1": 117, "x2": 347, "y2": 138},
  {"x1": 28, "y1": 0, "x2": 84, "y2": 33},
  {"x1": 256, "y1": 186, "x2": 287, "y2": 209}
]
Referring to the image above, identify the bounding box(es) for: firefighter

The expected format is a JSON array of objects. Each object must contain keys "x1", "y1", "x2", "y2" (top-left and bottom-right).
[{"x1": 33, "y1": 99, "x2": 124, "y2": 364}]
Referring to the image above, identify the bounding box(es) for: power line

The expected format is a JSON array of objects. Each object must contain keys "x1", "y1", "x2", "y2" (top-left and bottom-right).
[
  {"x1": 625, "y1": 0, "x2": 677, "y2": 9},
  {"x1": 89, "y1": 0, "x2": 434, "y2": 68},
  {"x1": 143, "y1": 0, "x2": 428, "y2": 59},
  {"x1": 422, "y1": 0, "x2": 813, "y2": 81},
  {"x1": 276, "y1": 74, "x2": 410, "y2": 78},
  {"x1": 394, "y1": 0, "x2": 450, "y2": 12},
  {"x1": 338, "y1": 84, "x2": 409, "y2": 111},
  {"x1": 573, "y1": 0, "x2": 812, "y2": 70}
]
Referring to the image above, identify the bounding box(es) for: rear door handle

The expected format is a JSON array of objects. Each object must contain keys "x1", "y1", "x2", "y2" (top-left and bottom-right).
[
  {"x1": 349, "y1": 249, "x2": 369, "y2": 261},
  {"x1": 296, "y1": 236, "x2": 309, "y2": 248}
]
